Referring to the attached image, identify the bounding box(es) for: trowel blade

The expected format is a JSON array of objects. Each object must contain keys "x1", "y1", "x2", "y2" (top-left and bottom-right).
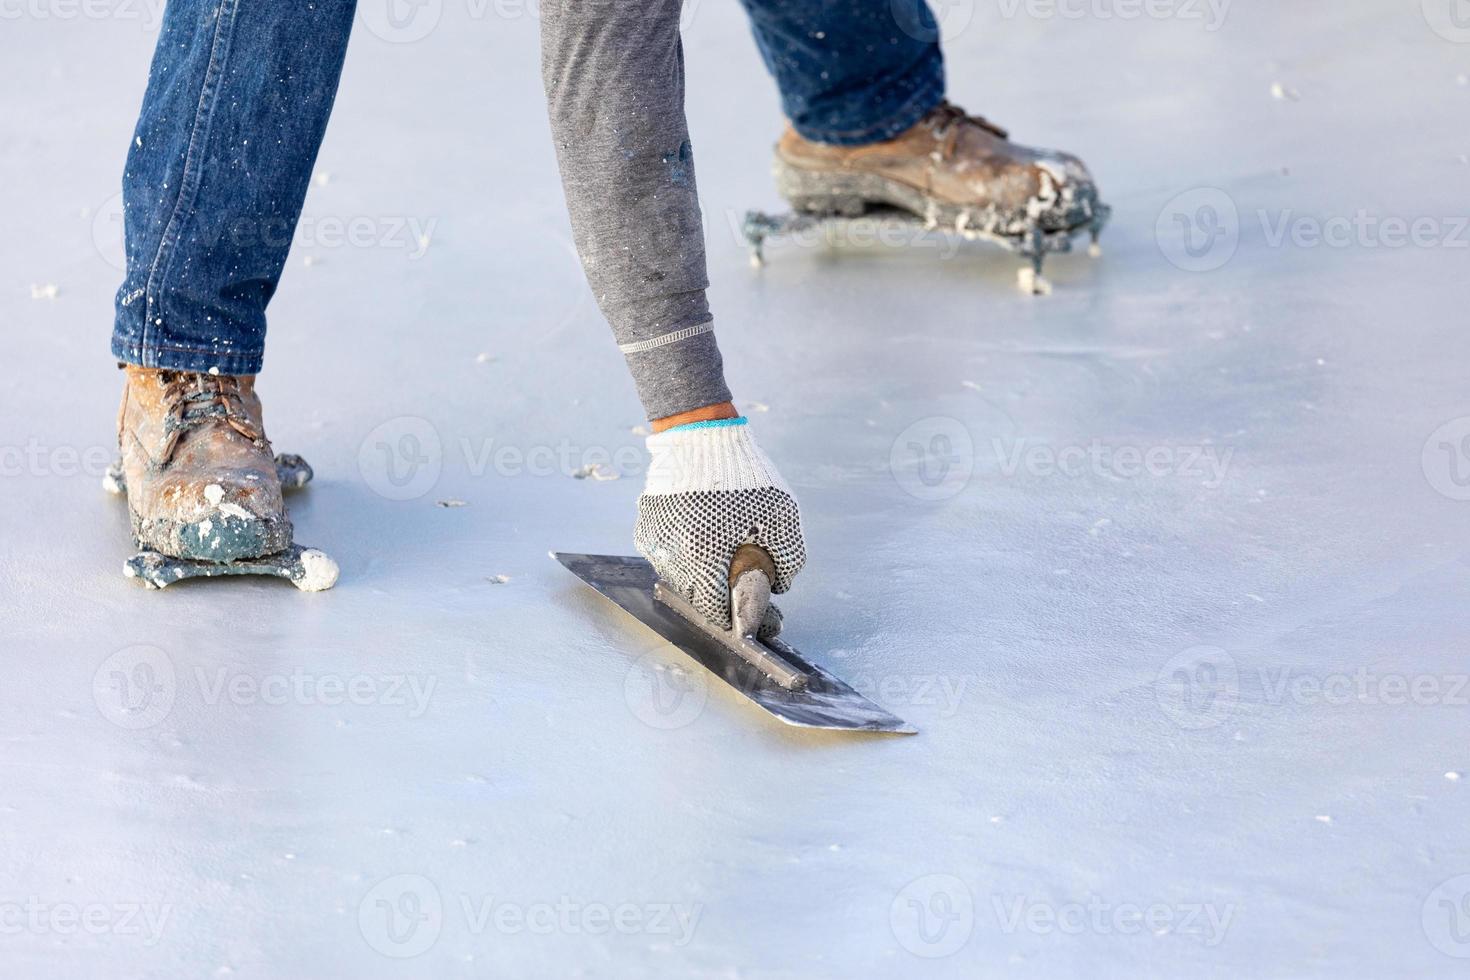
[{"x1": 554, "y1": 553, "x2": 916, "y2": 734}]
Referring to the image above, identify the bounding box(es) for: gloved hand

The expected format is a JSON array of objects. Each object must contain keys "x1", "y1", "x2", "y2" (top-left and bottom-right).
[{"x1": 634, "y1": 418, "x2": 806, "y2": 633}]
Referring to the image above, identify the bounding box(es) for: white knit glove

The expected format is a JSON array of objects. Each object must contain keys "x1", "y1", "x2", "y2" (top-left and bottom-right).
[{"x1": 634, "y1": 419, "x2": 806, "y2": 631}]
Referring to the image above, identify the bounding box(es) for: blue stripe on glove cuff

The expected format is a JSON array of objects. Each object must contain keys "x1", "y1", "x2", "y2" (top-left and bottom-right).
[{"x1": 664, "y1": 416, "x2": 749, "y2": 433}]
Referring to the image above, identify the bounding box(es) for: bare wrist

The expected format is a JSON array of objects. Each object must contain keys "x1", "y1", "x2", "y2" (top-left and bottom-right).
[{"x1": 650, "y1": 400, "x2": 739, "y2": 433}]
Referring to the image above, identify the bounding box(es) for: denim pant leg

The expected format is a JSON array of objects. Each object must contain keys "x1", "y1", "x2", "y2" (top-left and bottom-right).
[
  {"x1": 738, "y1": 0, "x2": 946, "y2": 146},
  {"x1": 112, "y1": 0, "x2": 357, "y2": 376},
  {"x1": 540, "y1": 0, "x2": 732, "y2": 421}
]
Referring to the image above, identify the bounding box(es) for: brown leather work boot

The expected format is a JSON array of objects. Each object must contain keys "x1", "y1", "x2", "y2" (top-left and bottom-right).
[
  {"x1": 116, "y1": 366, "x2": 292, "y2": 562},
  {"x1": 774, "y1": 100, "x2": 1101, "y2": 238}
]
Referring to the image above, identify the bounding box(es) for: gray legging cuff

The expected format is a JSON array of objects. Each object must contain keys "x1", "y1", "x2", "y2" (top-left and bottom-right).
[
  {"x1": 610, "y1": 287, "x2": 730, "y2": 419},
  {"x1": 623, "y1": 325, "x2": 732, "y2": 421}
]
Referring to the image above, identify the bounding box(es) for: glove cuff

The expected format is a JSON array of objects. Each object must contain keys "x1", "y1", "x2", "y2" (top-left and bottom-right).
[{"x1": 643, "y1": 419, "x2": 790, "y2": 496}]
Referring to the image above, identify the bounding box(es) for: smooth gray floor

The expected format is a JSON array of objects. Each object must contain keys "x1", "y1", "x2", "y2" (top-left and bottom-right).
[{"x1": 2, "y1": 2, "x2": 1468, "y2": 977}]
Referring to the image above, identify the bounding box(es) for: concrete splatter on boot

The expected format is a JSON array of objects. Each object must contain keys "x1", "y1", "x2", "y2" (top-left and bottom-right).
[
  {"x1": 773, "y1": 100, "x2": 1103, "y2": 238},
  {"x1": 116, "y1": 366, "x2": 293, "y2": 562}
]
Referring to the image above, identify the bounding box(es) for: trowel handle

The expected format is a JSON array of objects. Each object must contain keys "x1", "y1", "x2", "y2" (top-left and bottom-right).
[
  {"x1": 725, "y1": 544, "x2": 808, "y2": 689},
  {"x1": 728, "y1": 543, "x2": 777, "y2": 641},
  {"x1": 728, "y1": 543, "x2": 778, "y2": 589},
  {"x1": 652, "y1": 579, "x2": 809, "y2": 691}
]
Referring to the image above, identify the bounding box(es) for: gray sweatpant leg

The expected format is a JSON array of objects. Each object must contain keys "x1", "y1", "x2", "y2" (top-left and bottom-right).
[{"x1": 539, "y1": 0, "x2": 732, "y2": 422}]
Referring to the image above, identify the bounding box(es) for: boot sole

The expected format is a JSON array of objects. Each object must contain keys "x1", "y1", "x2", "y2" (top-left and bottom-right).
[
  {"x1": 773, "y1": 157, "x2": 1100, "y2": 239},
  {"x1": 130, "y1": 507, "x2": 294, "y2": 563}
]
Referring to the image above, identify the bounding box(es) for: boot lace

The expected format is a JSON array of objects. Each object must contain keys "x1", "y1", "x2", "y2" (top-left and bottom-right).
[
  {"x1": 926, "y1": 100, "x2": 1008, "y2": 158},
  {"x1": 158, "y1": 372, "x2": 263, "y2": 463}
]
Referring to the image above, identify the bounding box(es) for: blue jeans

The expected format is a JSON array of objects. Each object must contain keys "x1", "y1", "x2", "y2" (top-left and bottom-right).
[
  {"x1": 112, "y1": 0, "x2": 944, "y2": 413},
  {"x1": 741, "y1": 0, "x2": 945, "y2": 145}
]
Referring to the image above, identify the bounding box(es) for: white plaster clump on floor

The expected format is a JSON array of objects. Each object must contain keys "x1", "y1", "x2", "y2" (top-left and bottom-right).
[{"x1": 295, "y1": 549, "x2": 339, "y2": 591}]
